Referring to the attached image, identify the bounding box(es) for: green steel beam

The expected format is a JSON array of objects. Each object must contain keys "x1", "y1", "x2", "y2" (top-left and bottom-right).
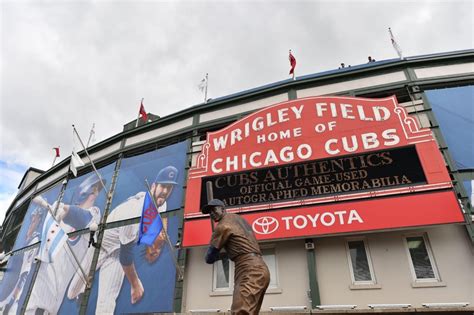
[
  {"x1": 305, "y1": 239, "x2": 320, "y2": 309},
  {"x1": 79, "y1": 155, "x2": 123, "y2": 315}
]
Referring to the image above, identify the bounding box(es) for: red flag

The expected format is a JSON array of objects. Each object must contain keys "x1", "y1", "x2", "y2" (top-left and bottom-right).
[
  {"x1": 139, "y1": 100, "x2": 148, "y2": 122},
  {"x1": 53, "y1": 147, "x2": 60, "y2": 157},
  {"x1": 289, "y1": 50, "x2": 296, "y2": 76}
]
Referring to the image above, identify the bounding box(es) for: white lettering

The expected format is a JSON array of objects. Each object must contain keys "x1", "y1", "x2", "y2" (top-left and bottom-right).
[
  {"x1": 320, "y1": 213, "x2": 335, "y2": 226},
  {"x1": 280, "y1": 146, "x2": 294, "y2": 162},
  {"x1": 256, "y1": 134, "x2": 266, "y2": 144},
  {"x1": 348, "y1": 209, "x2": 364, "y2": 224},
  {"x1": 342, "y1": 135, "x2": 358, "y2": 152},
  {"x1": 341, "y1": 103, "x2": 355, "y2": 119},
  {"x1": 211, "y1": 158, "x2": 223, "y2": 173},
  {"x1": 374, "y1": 106, "x2": 391, "y2": 121},
  {"x1": 334, "y1": 211, "x2": 346, "y2": 224},
  {"x1": 279, "y1": 209, "x2": 363, "y2": 231},
  {"x1": 291, "y1": 105, "x2": 305, "y2": 119},
  {"x1": 293, "y1": 215, "x2": 307, "y2": 229},
  {"x1": 357, "y1": 105, "x2": 373, "y2": 121},
  {"x1": 328, "y1": 121, "x2": 337, "y2": 130},
  {"x1": 252, "y1": 117, "x2": 264, "y2": 131},
  {"x1": 325, "y1": 139, "x2": 340, "y2": 155},
  {"x1": 230, "y1": 129, "x2": 242, "y2": 145},
  {"x1": 382, "y1": 129, "x2": 400, "y2": 146},
  {"x1": 226, "y1": 156, "x2": 238, "y2": 171},
  {"x1": 264, "y1": 150, "x2": 279, "y2": 165},
  {"x1": 315, "y1": 103, "x2": 327, "y2": 117},
  {"x1": 278, "y1": 108, "x2": 289, "y2": 122},
  {"x1": 213, "y1": 135, "x2": 228, "y2": 151},
  {"x1": 315, "y1": 123, "x2": 326, "y2": 133},
  {"x1": 362, "y1": 132, "x2": 379, "y2": 149},
  {"x1": 282, "y1": 216, "x2": 292, "y2": 230},
  {"x1": 249, "y1": 152, "x2": 262, "y2": 167},
  {"x1": 307, "y1": 213, "x2": 320, "y2": 227},
  {"x1": 297, "y1": 144, "x2": 312, "y2": 159}
]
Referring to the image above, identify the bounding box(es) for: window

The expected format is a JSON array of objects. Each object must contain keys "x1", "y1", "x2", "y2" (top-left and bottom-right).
[
  {"x1": 212, "y1": 248, "x2": 278, "y2": 293},
  {"x1": 346, "y1": 239, "x2": 376, "y2": 285},
  {"x1": 262, "y1": 248, "x2": 278, "y2": 289},
  {"x1": 405, "y1": 235, "x2": 440, "y2": 282},
  {"x1": 212, "y1": 258, "x2": 233, "y2": 291}
]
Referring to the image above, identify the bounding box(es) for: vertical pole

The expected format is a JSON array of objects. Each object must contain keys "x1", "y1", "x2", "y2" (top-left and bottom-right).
[
  {"x1": 21, "y1": 178, "x2": 69, "y2": 315},
  {"x1": 206, "y1": 181, "x2": 214, "y2": 232},
  {"x1": 72, "y1": 125, "x2": 108, "y2": 195},
  {"x1": 204, "y1": 73, "x2": 208, "y2": 104},
  {"x1": 86, "y1": 123, "x2": 95, "y2": 148},
  {"x1": 144, "y1": 179, "x2": 184, "y2": 280},
  {"x1": 51, "y1": 147, "x2": 59, "y2": 167},
  {"x1": 305, "y1": 239, "x2": 320, "y2": 309},
  {"x1": 135, "y1": 98, "x2": 144, "y2": 128},
  {"x1": 79, "y1": 155, "x2": 122, "y2": 315}
]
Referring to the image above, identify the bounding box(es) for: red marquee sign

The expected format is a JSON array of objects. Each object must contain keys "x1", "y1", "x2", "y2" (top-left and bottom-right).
[{"x1": 183, "y1": 96, "x2": 462, "y2": 247}]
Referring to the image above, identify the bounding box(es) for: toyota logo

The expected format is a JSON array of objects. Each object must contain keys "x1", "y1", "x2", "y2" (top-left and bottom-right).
[{"x1": 252, "y1": 216, "x2": 279, "y2": 235}]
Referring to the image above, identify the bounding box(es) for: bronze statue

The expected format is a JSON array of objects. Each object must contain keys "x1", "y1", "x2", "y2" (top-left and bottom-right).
[{"x1": 202, "y1": 199, "x2": 270, "y2": 315}]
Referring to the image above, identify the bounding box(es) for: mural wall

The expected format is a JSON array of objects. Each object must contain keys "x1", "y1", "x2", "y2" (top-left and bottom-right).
[{"x1": 0, "y1": 141, "x2": 188, "y2": 314}]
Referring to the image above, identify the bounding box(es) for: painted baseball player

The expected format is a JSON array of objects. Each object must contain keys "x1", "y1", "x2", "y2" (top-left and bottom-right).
[
  {"x1": 67, "y1": 166, "x2": 178, "y2": 314},
  {"x1": 25, "y1": 174, "x2": 104, "y2": 315},
  {"x1": 0, "y1": 206, "x2": 44, "y2": 315}
]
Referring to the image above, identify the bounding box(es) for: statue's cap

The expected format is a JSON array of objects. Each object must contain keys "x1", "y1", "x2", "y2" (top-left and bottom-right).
[{"x1": 201, "y1": 199, "x2": 225, "y2": 214}]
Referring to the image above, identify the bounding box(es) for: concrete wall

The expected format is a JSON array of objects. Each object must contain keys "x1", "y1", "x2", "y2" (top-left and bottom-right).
[
  {"x1": 183, "y1": 239, "x2": 310, "y2": 312},
  {"x1": 183, "y1": 224, "x2": 473, "y2": 312},
  {"x1": 314, "y1": 224, "x2": 474, "y2": 308}
]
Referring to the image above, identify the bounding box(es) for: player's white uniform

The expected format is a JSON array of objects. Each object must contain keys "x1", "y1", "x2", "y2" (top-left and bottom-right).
[
  {"x1": 25, "y1": 206, "x2": 100, "y2": 315},
  {"x1": 0, "y1": 235, "x2": 38, "y2": 315},
  {"x1": 67, "y1": 192, "x2": 166, "y2": 314}
]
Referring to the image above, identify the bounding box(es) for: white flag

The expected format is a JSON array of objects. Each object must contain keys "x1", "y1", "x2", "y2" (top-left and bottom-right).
[
  {"x1": 70, "y1": 149, "x2": 85, "y2": 177},
  {"x1": 37, "y1": 212, "x2": 68, "y2": 263},
  {"x1": 389, "y1": 27, "x2": 403, "y2": 59},
  {"x1": 198, "y1": 77, "x2": 207, "y2": 92}
]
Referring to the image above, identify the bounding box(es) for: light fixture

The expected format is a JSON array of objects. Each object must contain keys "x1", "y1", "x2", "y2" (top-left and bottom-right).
[
  {"x1": 422, "y1": 302, "x2": 469, "y2": 308},
  {"x1": 368, "y1": 303, "x2": 411, "y2": 309},
  {"x1": 316, "y1": 304, "x2": 357, "y2": 310},
  {"x1": 189, "y1": 309, "x2": 220, "y2": 313},
  {"x1": 270, "y1": 306, "x2": 307, "y2": 312},
  {"x1": 88, "y1": 222, "x2": 99, "y2": 248}
]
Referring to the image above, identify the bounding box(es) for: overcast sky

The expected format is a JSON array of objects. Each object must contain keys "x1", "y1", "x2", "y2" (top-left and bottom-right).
[{"x1": 0, "y1": 0, "x2": 472, "y2": 222}]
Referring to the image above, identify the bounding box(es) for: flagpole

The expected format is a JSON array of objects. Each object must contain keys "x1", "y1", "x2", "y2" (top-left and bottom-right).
[
  {"x1": 289, "y1": 49, "x2": 296, "y2": 80},
  {"x1": 135, "y1": 98, "x2": 144, "y2": 128},
  {"x1": 86, "y1": 123, "x2": 95, "y2": 148},
  {"x1": 72, "y1": 125, "x2": 108, "y2": 196},
  {"x1": 206, "y1": 181, "x2": 215, "y2": 232},
  {"x1": 144, "y1": 179, "x2": 184, "y2": 280},
  {"x1": 204, "y1": 73, "x2": 208, "y2": 104},
  {"x1": 389, "y1": 27, "x2": 403, "y2": 59},
  {"x1": 51, "y1": 148, "x2": 59, "y2": 167}
]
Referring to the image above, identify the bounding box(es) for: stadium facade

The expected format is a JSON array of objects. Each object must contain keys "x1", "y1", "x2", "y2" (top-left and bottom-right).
[{"x1": 0, "y1": 49, "x2": 473, "y2": 314}]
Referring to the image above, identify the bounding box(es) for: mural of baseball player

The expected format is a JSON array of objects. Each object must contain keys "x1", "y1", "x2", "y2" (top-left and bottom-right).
[
  {"x1": 67, "y1": 166, "x2": 179, "y2": 314},
  {"x1": 0, "y1": 206, "x2": 44, "y2": 315},
  {"x1": 25, "y1": 173, "x2": 108, "y2": 315}
]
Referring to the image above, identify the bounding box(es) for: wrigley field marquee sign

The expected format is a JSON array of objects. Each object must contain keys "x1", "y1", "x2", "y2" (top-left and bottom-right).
[{"x1": 183, "y1": 96, "x2": 464, "y2": 247}]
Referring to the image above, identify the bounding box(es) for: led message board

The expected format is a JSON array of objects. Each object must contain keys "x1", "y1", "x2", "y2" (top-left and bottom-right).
[{"x1": 183, "y1": 96, "x2": 463, "y2": 246}]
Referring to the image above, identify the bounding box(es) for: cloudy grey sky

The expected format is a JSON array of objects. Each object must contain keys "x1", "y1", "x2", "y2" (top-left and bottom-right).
[{"x1": 0, "y1": 0, "x2": 472, "y2": 222}]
